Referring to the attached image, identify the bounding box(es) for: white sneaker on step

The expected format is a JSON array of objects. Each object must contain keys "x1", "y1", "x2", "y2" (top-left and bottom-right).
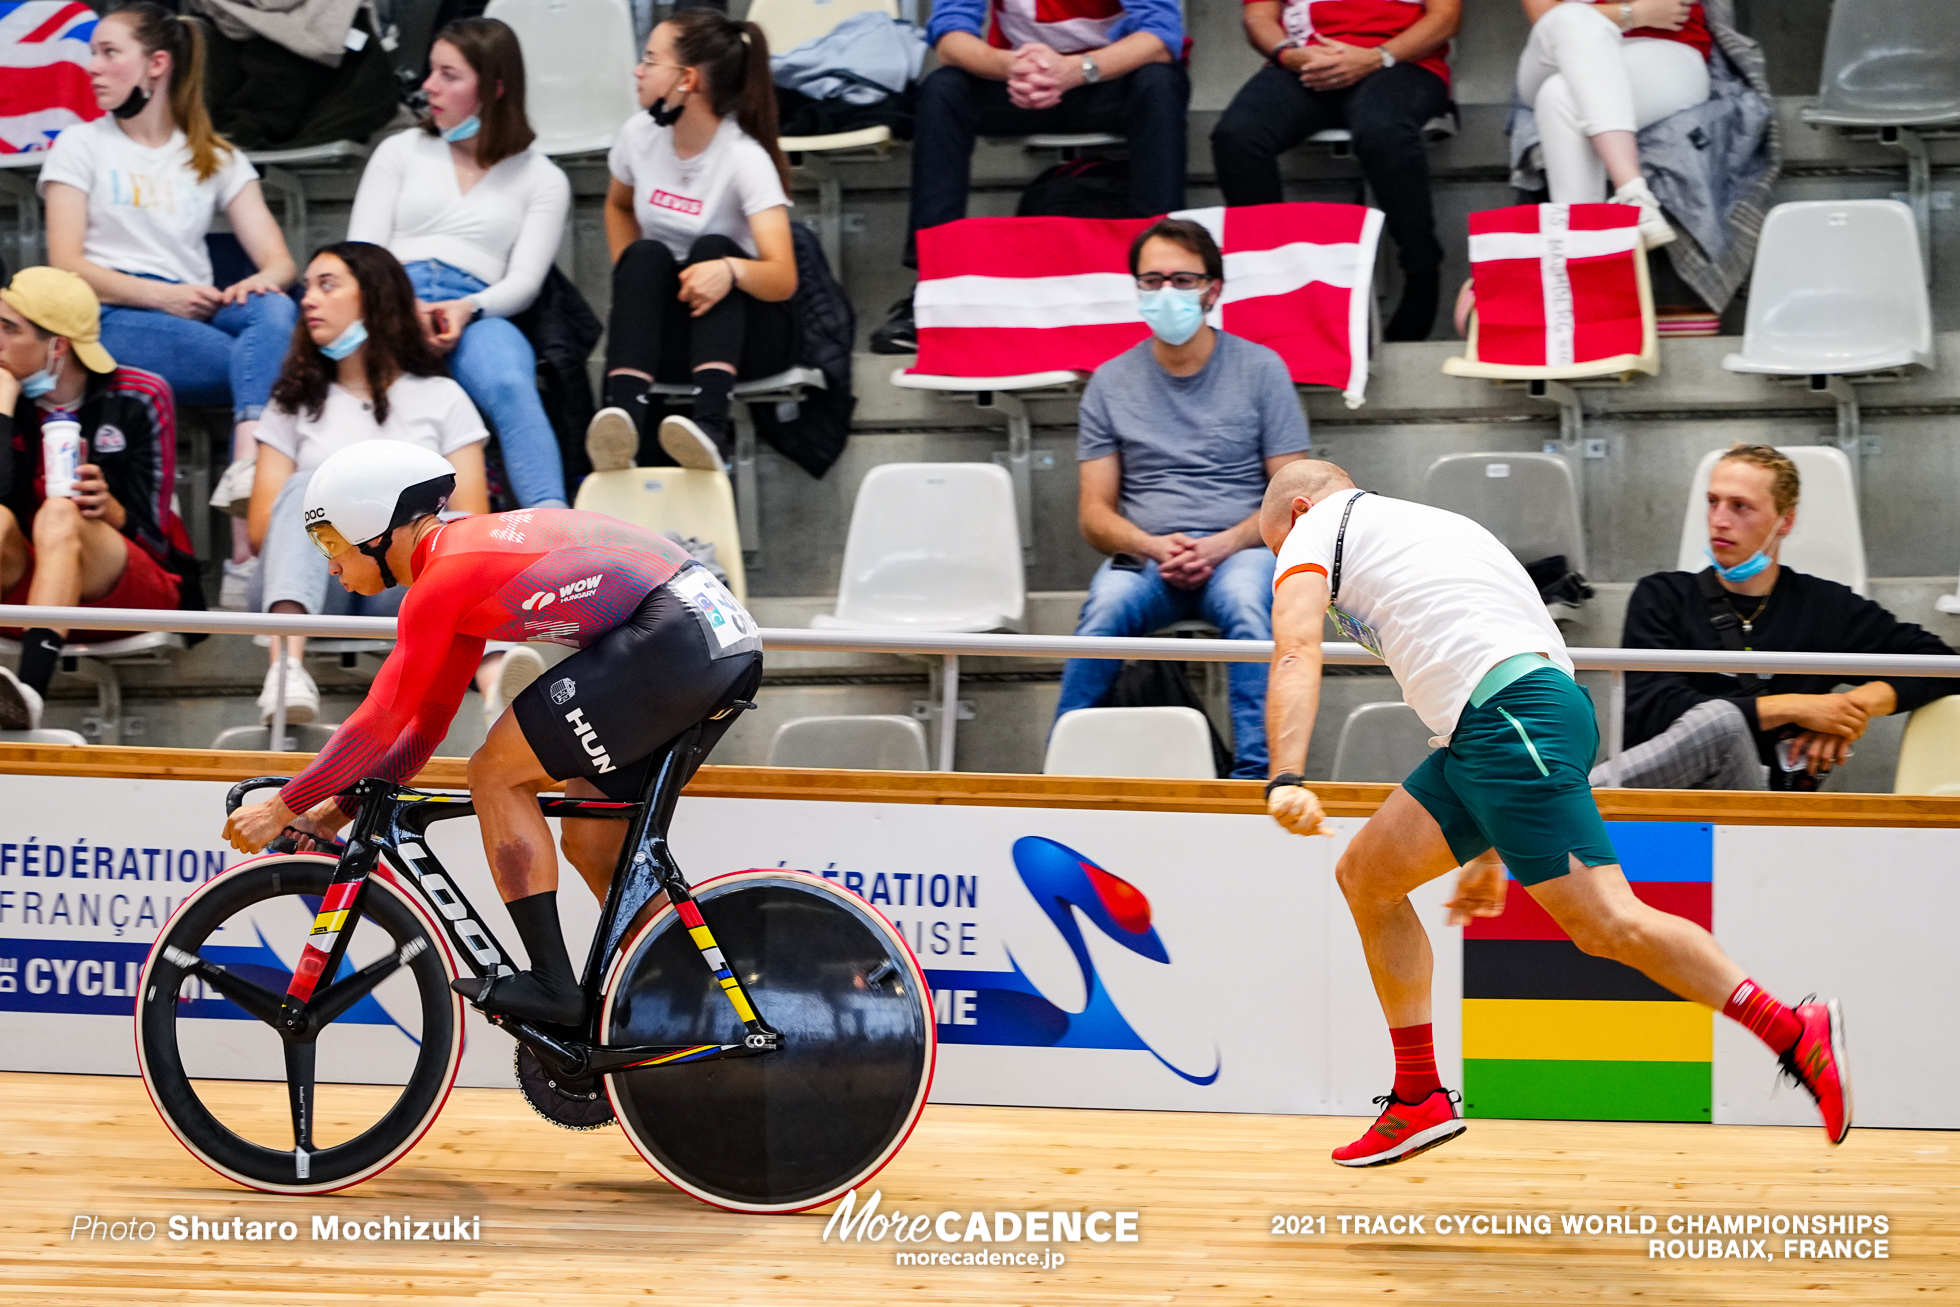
[
  {"x1": 0, "y1": 667, "x2": 45, "y2": 732},
  {"x1": 257, "y1": 658, "x2": 320, "y2": 725},
  {"x1": 481, "y1": 645, "x2": 548, "y2": 727},
  {"x1": 658, "y1": 415, "x2": 728, "y2": 473},
  {"x1": 209, "y1": 457, "x2": 257, "y2": 518},
  {"x1": 1611, "y1": 177, "x2": 1676, "y2": 249}
]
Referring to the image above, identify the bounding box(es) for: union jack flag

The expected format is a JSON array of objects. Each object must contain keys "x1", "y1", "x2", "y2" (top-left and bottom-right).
[{"x1": 1, "y1": 0, "x2": 102, "y2": 155}]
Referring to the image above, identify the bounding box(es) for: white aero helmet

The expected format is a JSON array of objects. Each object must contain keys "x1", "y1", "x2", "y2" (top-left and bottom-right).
[{"x1": 302, "y1": 441, "x2": 456, "y2": 588}]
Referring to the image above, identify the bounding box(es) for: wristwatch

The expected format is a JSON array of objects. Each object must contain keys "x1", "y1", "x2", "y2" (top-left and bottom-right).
[
  {"x1": 1080, "y1": 54, "x2": 1103, "y2": 85},
  {"x1": 1377, "y1": 46, "x2": 1397, "y2": 69},
  {"x1": 1264, "y1": 772, "x2": 1306, "y2": 799},
  {"x1": 1269, "y1": 36, "x2": 1301, "y2": 66},
  {"x1": 1618, "y1": 1, "x2": 1634, "y2": 28}
]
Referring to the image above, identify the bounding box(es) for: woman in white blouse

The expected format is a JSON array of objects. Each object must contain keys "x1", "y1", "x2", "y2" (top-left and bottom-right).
[{"x1": 347, "y1": 17, "x2": 572, "y2": 508}]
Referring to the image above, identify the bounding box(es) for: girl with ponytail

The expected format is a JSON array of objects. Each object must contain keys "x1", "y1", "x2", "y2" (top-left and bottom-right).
[
  {"x1": 41, "y1": 1, "x2": 299, "y2": 593},
  {"x1": 585, "y1": 8, "x2": 798, "y2": 475}
]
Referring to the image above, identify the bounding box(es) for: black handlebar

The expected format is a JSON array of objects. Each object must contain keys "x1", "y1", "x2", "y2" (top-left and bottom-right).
[{"x1": 225, "y1": 775, "x2": 292, "y2": 816}]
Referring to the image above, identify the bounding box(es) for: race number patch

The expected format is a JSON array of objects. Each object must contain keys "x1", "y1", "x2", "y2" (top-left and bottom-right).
[{"x1": 671, "y1": 568, "x2": 758, "y2": 653}]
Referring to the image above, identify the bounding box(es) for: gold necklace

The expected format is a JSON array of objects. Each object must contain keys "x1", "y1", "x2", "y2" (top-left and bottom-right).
[{"x1": 1728, "y1": 589, "x2": 1772, "y2": 633}]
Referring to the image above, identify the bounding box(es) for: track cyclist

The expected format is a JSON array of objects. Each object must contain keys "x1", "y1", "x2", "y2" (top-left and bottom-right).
[
  {"x1": 224, "y1": 441, "x2": 761, "y2": 1026},
  {"x1": 1256, "y1": 461, "x2": 1850, "y2": 1167}
]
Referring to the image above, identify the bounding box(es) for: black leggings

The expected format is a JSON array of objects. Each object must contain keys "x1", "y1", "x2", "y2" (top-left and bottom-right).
[{"x1": 603, "y1": 234, "x2": 795, "y2": 381}]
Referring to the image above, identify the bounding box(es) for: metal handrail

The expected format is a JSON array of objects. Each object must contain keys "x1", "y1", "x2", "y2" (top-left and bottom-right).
[
  {"x1": 3, "y1": 604, "x2": 1958, "y2": 678},
  {"x1": 7, "y1": 604, "x2": 1957, "y2": 770}
]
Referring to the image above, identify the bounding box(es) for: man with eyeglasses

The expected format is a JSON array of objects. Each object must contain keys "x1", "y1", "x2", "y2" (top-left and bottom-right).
[{"x1": 1051, "y1": 217, "x2": 1311, "y2": 779}]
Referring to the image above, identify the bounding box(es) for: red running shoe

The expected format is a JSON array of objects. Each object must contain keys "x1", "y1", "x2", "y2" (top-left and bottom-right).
[
  {"x1": 1779, "y1": 998, "x2": 1852, "y2": 1144},
  {"x1": 1332, "y1": 1089, "x2": 1465, "y2": 1167}
]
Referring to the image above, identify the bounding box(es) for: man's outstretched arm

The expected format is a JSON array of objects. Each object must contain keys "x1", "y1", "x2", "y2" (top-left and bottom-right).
[{"x1": 1265, "y1": 569, "x2": 1331, "y2": 835}]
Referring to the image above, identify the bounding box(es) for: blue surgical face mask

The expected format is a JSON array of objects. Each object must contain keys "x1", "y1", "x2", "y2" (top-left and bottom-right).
[
  {"x1": 1138, "y1": 287, "x2": 1208, "y2": 347},
  {"x1": 20, "y1": 342, "x2": 61, "y2": 399},
  {"x1": 1708, "y1": 546, "x2": 1772, "y2": 583},
  {"x1": 319, "y1": 318, "x2": 368, "y2": 361},
  {"x1": 441, "y1": 113, "x2": 481, "y2": 143}
]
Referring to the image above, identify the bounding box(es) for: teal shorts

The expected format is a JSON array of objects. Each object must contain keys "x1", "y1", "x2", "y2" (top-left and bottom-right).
[{"x1": 1402, "y1": 665, "x2": 1618, "y2": 885}]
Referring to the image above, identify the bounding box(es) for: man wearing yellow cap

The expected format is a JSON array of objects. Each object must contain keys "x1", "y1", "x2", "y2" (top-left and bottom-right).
[{"x1": 0, "y1": 267, "x2": 201, "y2": 732}]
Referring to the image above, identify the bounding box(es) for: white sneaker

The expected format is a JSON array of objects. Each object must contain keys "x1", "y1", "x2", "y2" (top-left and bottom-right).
[
  {"x1": 0, "y1": 666, "x2": 44, "y2": 732},
  {"x1": 480, "y1": 644, "x2": 549, "y2": 727},
  {"x1": 1611, "y1": 177, "x2": 1676, "y2": 249},
  {"x1": 658, "y1": 415, "x2": 727, "y2": 473},
  {"x1": 208, "y1": 457, "x2": 257, "y2": 518},
  {"x1": 585, "y1": 407, "x2": 640, "y2": 472},
  {"x1": 218, "y1": 556, "x2": 259, "y2": 612},
  {"x1": 257, "y1": 658, "x2": 320, "y2": 726}
]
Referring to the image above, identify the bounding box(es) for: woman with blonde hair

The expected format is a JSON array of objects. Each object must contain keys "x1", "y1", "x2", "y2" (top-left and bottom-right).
[{"x1": 40, "y1": 1, "x2": 299, "y2": 598}]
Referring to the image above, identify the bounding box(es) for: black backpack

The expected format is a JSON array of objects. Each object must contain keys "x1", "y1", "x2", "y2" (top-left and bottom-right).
[
  {"x1": 1017, "y1": 158, "x2": 1134, "y2": 219},
  {"x1": 1100, "y1": 659, "x2": 1235, "y2": 778}
]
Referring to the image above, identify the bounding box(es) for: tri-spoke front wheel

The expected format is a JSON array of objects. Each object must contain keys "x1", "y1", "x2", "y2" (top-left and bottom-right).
[{"x1": 136, "y1": 855, "x2": 463, "y2": 1194}]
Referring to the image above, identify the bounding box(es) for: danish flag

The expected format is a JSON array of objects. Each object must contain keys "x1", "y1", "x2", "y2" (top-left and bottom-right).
[
  {"x1": 1465, "y1": 203, "x2": 1644, "y2": 369},
  {"x1": 912, "y1": 203, "x2": 1383, "y2": 407},
  {"x1": 1, "y1": 0, "x2": 102, "y2": 154}
]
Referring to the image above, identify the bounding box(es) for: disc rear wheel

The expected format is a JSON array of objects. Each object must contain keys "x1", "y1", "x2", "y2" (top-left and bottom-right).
[{"x1": 600, "y1": 871, "x2": 936, "y2": 1212}]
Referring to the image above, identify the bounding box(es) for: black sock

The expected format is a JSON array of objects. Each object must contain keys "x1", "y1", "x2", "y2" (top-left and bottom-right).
[
  {"x1": 17, "y1": 629, "x2": 62, "y2": 695},
  {"x1": 691, "y1": 368, "x2": 736, "y2": 427},
  {"x1": 604, "y1": 373, "x2": 653, "y2": 435},
  {"x1": 491, "y1": 890, "x2": 583, "y2": 1024}
]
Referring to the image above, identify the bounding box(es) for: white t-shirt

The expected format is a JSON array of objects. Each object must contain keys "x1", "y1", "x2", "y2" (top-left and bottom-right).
[
  {"x1": 256, "y1": 374, "x2": 487, "y2": 472},
  {"x1": 37, "y1": 116, "x2": 259, "y2": 286},
  {"x1": 345, "y1": 129, "x2": 572, "y2": 319},
  {"x1": 607, "y1": 113, "x2": 788, "y2": 260},
  {"x1": 1272, "y1": 489, "x2": 1573, "y2": 744}
]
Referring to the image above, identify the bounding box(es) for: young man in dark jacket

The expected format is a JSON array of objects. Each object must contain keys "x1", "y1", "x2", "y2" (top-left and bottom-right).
[
  {"x1": 0, "y1": 267, "x2": 197, "y2": 731},
  {"x1": 1592, "y1": 443, "x2": 1951, "y2": 790}
]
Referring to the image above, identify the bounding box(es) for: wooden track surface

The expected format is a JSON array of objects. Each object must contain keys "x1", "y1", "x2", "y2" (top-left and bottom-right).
[
  {"x1": 5, "y1": 743, "x2": 1960, "y2": 827},
  {"x1": 0, "y1": 1072, "x2": 1951, "y2": 1305}
]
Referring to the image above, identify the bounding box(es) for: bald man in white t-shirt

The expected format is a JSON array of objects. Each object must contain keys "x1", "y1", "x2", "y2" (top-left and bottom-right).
[{"x1": 1257, "y1": 460, "x2": 1849, "y2": 1167}]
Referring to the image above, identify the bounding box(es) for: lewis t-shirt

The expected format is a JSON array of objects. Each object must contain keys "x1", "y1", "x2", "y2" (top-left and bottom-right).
[
  {"x1": 607, "y1": 112, "x2": 789, "y2": 260},
  {"x1": 37, "y1": 116, "x2": 259, "y2": 286}
]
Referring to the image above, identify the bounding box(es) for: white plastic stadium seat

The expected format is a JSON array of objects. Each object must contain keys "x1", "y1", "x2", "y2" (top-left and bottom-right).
[
  {"x1": 1044, "y1": 707, "x2": 1216, "y2": 779},
  {"x1": 576, "y1": 466, "x2": 748, "y2": 601},
  {"x1": 0, "y1": 630, "x2": 182, "y2": 746},
  {"x1": 1329, "y1": 701, "x2": 1435, "y2": 783},
  {"x1": 1674, "y1": 445, "x2": 1867, "y2": 596},
  {"x1": 484, "y1": 0, "x2": 639, "y2": 156},
  {"x1": 1309, "y1": 111, "x2": 1457, "y2": 156},
  {"x1": 1800, "y1": 0, "x2": 1960, "y2": 130},
  {"x1": 767, "y1": 715, "x2": 930, "y2": 771},
  {"x1": 0, "y1": 729, "x2": 88, "y2": 746},
  {"x1": 1894, "y1": 696, "x2": 1960, "y2": 795},
  {"x1": 1421, "y1": 452, "x2": 1588, "y2": 577},
  {"x1": 813, "y1": 463, "x2": 1026, "y2": 632},
  {"x1": 1721, "y1": 202, "x2": 1932, "y2": 377}
]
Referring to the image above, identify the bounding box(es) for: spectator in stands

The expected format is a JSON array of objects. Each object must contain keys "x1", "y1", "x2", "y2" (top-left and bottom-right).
[
  {"x1": 347, "y1": 17, "x2": 572, "y2": 510},
  {"x1": 1593, "y1": 444, "x2": 1953, "y2": 791},
  {"x1": 247, "y1": 243, "x2": 489, "y2": 727},
  {"x1": 584, "y1": 9, "x2": 797, "y2": 476},
  {"x1": 1212, "y1": 0, "x2": 1460, "y2": 342},
  {"x1": 1054, "y1": 219, "x2": 1311, "y2": 779},
  {"x1": 869, "y1": 0, "x2": 1189, "y2": 354},
  {"x1": 40, "y1": 2, "x2": 298, "y2": 604},
  {"x1": 1510, "y1": 0, "x2": 1711, "y2": 248},
  {"x1": 0, "y1": 267, "x2": 196, "y2": 733}
]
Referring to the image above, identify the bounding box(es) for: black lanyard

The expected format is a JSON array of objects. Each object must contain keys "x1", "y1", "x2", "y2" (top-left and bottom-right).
[{"x1": 1330, "y1": 490, "x2": 1373, "y2": 603}]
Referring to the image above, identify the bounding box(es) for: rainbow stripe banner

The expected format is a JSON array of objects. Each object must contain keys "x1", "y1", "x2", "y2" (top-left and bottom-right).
[{"x1": 1463, "y1": 822, "x2": 1713, "y2": 1122}]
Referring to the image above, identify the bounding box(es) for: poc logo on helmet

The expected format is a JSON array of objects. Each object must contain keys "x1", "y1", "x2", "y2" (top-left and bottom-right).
[{"x1": 304, "y1": 507, "x2": 327, "y2": 523}]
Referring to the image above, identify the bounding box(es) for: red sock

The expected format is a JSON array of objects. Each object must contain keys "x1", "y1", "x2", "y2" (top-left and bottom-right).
[
  {"x1": 1390, "y1": 1023, "x2": 1441, "y2": 1104},
  {"x1": 1723, "y1": 978, "x2": 1801, "y2": 1054}
]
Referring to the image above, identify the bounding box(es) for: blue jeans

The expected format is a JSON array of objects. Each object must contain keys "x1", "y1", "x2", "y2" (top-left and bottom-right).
[
  {"x1": 404, "y1": 261, "x2": 567, "y2": 508},
  {"x1": 1054, "y1": 546, "x2": 1278, "y2": 779},
  {"x1": 97, "y1": 282, "x2": 296, "y2": 422}
]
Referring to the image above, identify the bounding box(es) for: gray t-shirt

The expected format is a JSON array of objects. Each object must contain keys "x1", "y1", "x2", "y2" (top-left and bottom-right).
[{"x1": 1077, "y1": 332, "x2": 1311, "y2": 536}]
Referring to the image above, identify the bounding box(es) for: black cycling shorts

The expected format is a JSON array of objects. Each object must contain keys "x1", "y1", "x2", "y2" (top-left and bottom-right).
[{"x1": 512, "y1": 565, "x2": 763, "y2": 801}]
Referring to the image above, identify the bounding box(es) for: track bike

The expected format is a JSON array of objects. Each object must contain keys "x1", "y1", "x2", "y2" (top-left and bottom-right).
[{"x1": 135, "y1": 717, "x2": 937, "y2": 1210}]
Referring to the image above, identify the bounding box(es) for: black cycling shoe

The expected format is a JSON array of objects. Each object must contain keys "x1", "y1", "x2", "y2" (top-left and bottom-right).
[
  {"x1": 451, "y1": 972, "x2": 585, "y2": 1027},
  {"x1": 869, "y1": 295, "x2": 917, "y2": 355}
]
